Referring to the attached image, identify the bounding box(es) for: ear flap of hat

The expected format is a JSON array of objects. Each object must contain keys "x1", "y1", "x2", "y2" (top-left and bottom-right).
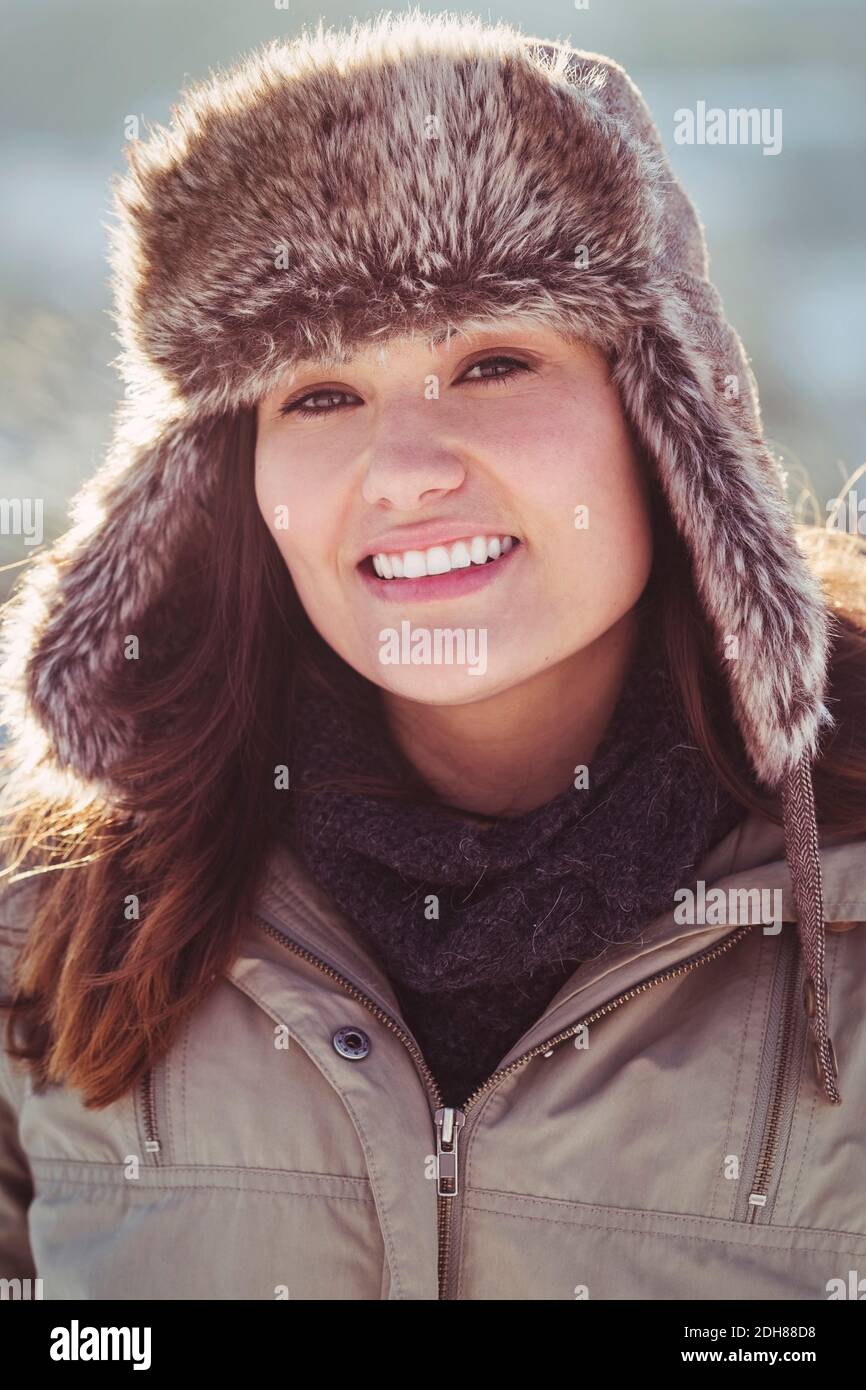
[
  {"x1": 611, "y1": 280, "x2": 835, "y2": 789},
  {"x1": 0, "y1": 411, "x2": 219, "y2": 788}
]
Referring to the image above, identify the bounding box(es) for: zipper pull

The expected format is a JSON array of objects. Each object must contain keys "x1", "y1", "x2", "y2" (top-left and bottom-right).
[{"x1": 434, "y1": 1107, "x2": 465, "y2": 1197}]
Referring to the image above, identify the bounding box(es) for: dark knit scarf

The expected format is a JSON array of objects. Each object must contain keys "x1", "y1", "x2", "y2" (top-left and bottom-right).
[{"x1": 286, "y1": 613, "x2": 748, "y2": 1107}]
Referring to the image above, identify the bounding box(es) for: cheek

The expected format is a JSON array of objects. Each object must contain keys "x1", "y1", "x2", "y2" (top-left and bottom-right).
[
  {"x1": 576, "y1": 452, "x2": 653, "y2": 578},
  {"x1": 508, "y1": 400, "x2": 653, "y2": 620},
  {"x1": 253, "y1": 437, "x2": 341, "y2": 586}
]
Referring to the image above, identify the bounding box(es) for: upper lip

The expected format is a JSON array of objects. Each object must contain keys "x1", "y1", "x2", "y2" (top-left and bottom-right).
[{"x1": 357, "y1": 523, "x2": 518, "y2": 564}]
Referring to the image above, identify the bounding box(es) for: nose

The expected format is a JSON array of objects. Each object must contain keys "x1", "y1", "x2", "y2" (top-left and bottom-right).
[{"x1": 360, "y1": 418, "x2": 467, "y2": 511}]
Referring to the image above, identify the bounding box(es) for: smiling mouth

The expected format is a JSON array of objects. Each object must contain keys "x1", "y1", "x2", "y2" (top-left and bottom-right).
[{"x1": 360, "y1": 534, "x2": 520, "y2": 581}]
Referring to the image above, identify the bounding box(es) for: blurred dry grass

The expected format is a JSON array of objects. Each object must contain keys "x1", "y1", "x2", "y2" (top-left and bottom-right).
[{"x1": 0, "y1": 303, "x2": 118, "y2": 600}]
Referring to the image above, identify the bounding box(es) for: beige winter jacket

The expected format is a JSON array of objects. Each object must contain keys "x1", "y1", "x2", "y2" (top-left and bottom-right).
[{"x1": 1, "y1": 807, "x2": 865, "y2": 1301}]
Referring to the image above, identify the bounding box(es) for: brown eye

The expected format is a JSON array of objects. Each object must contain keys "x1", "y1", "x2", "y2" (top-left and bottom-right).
[
  {"x1": 279, "y1": 388, "x2": 360, "y2": 419},
  {"x1": 458, "y1": 354, "x2": 533, "y2": 385}
]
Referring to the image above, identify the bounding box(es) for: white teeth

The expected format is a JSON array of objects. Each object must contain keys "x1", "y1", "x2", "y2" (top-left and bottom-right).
[
  {"x1": 469, "y1": 535, "x2": 489, "y2": 565},
  {"x1": 426, "y1": 545, "x2": 452, "y2": 575},
  {"x1": 402, "y1": 550, "x2": 428, "y2": 579},
  {"x1": 369, "y1": 534, "x2": 518, "y2": 580}
]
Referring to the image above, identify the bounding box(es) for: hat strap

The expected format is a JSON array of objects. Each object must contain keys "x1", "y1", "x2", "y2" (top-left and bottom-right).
[{"x1": 782, "y1": 750, "x2": 841, "y2": 1103}]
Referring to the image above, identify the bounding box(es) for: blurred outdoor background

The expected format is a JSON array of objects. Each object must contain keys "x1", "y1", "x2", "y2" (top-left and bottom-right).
[{"x1": 2, "y1": 0, "x2": 864, "y2": 599}]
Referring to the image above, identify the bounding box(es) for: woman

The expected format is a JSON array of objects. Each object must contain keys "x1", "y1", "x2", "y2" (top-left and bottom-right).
[{"x1": 1, "y1": 11, "x2": 865, "y2": 1301}]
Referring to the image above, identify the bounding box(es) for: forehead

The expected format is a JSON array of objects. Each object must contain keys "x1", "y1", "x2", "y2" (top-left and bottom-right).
[{"x1": 299, "y1": 313, "x2": 575, "y2": 370}]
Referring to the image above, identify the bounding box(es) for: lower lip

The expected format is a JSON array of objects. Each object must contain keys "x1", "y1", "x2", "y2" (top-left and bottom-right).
[{"x1": 356, "y1": 542, "x2": 523, "y2": 602}]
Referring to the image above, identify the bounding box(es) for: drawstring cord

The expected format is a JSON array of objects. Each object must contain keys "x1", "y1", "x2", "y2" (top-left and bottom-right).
[{"x1": 781, "y1": 750, "x2": 841, "y2": 1104}]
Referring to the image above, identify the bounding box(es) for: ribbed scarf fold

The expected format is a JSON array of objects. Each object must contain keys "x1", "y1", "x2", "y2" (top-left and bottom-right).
[{"x1": 286, "y1": 616, "x2": 748, "y2": 1105}]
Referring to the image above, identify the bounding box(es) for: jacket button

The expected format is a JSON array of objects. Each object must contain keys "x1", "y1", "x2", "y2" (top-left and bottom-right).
[{"x1": 332, "y1": 1026, "x2": 371, "y2": 1060}]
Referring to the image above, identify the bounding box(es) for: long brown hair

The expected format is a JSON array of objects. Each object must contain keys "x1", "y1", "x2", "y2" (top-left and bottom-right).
[{"x1": 3, "y1": 413, "x2": 866, "y2": 1109}]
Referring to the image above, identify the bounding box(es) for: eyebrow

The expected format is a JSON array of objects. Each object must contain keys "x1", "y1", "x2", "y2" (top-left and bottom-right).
[
  {"x1": 447, "y1": 311, "x2": 573, "y2": 351},
  {"x1": 287, "y1": 319, "x2": 546, "y2": 379},
  {"x1": 426, "y1": 321, "x2": 536, "y2": 349},
  {"x1": 428, "y1": 325, "x2": 460, "y2": 348}
]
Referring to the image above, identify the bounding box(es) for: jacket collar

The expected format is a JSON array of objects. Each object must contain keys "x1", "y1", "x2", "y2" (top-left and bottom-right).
[{"x1": 245, "y1": 811, "x2": 866, "y2": 1078}]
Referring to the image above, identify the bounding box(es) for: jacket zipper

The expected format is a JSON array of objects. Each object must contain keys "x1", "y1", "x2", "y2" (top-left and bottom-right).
[
  {"x1": 139, "y1": 1070, "x2": 162, "y2": 1166},
  {"x1": 741, "y1": 926, "x2": 804, "y2": 1223},
  {"x1": 252, "y1": 911, "x2": 752, "y2": 1299}
]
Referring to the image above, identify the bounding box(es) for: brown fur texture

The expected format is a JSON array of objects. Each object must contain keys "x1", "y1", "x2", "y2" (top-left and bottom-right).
[{"x1": 0, "y1": 8, "x2": 841, "y2": 1101}]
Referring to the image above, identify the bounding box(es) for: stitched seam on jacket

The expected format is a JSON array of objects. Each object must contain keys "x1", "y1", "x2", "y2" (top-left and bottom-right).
[
  {"x1": 179, "y1": 1012, "x2": 189, "y2": 1162},
  {"x1": 27, "y1": 1160, "x2": 376, "y2": 1198},
  {"x1": 710, "y1": 928, "x2": 765, "y2": 1221},
  {"x1": 733, "y1": 930, "x2": 777, "y2": 1216},
  {"x1": 459, "y1": 1080, "x2": 514, "y2": 1300},
  {"x1": 28, "y1": 1158, "x2": 372, "y2": 1181},
  {"x1": 164, "y1": 1035, "x2": 175, "y2": 1166},
  {"x1": 30, "y1": 1180, "x2": 377, "y2": 1202},
  {"x1": 462, "y1": 1202, "x2": 866, "y2": 1253},
  {"x1": 466, "y1": 1186, "x2": 866, "y2": 1240}
]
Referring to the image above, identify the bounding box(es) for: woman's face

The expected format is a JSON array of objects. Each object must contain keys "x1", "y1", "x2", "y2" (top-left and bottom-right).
[{"x1": 254, "y1": 318, "x2": 654, "y2": 703}]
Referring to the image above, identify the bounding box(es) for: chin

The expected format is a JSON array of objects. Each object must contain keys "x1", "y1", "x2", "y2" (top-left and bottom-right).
[{"x1": 365, "y1": 663, "x2": 497, "y2": 702}]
